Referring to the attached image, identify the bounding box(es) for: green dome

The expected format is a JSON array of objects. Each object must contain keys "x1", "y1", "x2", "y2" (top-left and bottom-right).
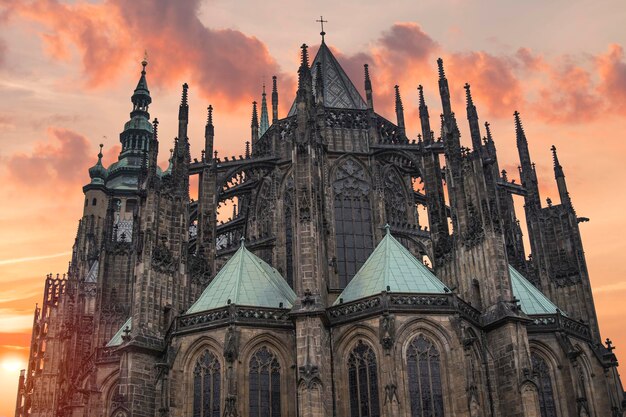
[{"x1": 88, "y1": 146, "x2": 107, "y2": 184}]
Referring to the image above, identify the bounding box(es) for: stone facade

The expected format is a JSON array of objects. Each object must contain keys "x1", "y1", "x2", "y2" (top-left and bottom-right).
[{"x1": 14, "y1": 35, "x2": 625, "y2": 417}]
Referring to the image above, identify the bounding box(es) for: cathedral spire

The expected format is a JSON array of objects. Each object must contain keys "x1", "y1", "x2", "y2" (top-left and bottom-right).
[
  {"x1": 437, "y1": 58, "x2": 452, "y2": 118},
  {"x1": 297, "y1": 44, "x2": 313, "y2": 106},
  {"x1": 418, "y1": 85, "x2": 431, "y2": 144},
  {"x1": 484, "y1": 121, "x2": 496, "y2": 157},
  {"x1": 315, "y1": 62, "x2": 324, "y2": 105},
  {"x1": 364, "y1": 64, "x2": 374, "y2": 110},
  {"x1": 260, "y1": 84, "x2": 270, "y2": 136},
  {"x1": 515, "y1": 111, "x2": 540, "y2": 209},
  {"x1": 130, "y1": 57, "x2": 151, "y2": 119},
  {"x1": 464, "y1": 83, "x2": 482, "y2": 151},
  {"x1": 178, "y1": 83, "x2": 189, "y2": 146},
  {"x1": 551, "y1": 145, "x2": 571, "y2": 207},
  {"x1": 394, "y1": 85, "x2": 406, "y2": 135},
  {"x1": 251, "y1": 101, "x2": 259, "y2": 143},
  {"x1": 205, "y1": 105, "x2": 214, "y2": 159},
  {"x1": 148, "y1": 118, "x2": 159, "y2": 177},
  {"x1": 271, "y1": 75, "x2": 279, "y2": 123}
]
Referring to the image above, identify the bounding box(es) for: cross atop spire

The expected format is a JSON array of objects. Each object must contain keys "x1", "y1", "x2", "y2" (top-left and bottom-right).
[{"x1": 316, "y1": 16, "x2": 328, "y2": 42}]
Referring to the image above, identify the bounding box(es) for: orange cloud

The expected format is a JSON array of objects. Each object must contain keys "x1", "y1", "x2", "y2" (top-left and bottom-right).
[
  {"x1": 596, "y1": 43, "x2": 626, "y2": 114},
  {"x1": 446, "y1": 51, "x2": 527, "y2": 118},
  {"x1": 534, "y1": 57, "x2": 602, "y2": 124},
  {"x1": 4, "y1": 0, "x2": 294, "y2": 107}
]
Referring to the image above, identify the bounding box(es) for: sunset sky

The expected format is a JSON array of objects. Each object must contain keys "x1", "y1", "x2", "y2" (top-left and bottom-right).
[{"x1": 1, "y1": 0, "x2": 626, "y2": 414}]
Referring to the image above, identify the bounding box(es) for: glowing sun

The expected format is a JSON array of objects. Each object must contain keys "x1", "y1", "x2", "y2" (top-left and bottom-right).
[{"x1": 1, "y1": 357, "x2": 25, "y2": 373}]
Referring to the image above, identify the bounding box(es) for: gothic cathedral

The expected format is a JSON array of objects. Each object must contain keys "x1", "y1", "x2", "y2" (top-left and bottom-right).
[{"x1": 14, "y1": 33, "x2": 626, "y2": 417}]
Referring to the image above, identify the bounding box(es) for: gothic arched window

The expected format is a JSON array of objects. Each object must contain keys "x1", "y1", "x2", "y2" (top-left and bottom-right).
[
  {"x1": 284, "y1": 178, "x2": 294, "y2": 288},
  {"x1": 192, "y1": 350, "x2": 221, "y2": 417},
  {"x1": 383, "y1": 168, "x2": 408, "y2": 226},
  {"x1": 348, "y1": 340, "x2": 380, "y2": 417},
  {"x1": 407, "y1": 335, "x2": 444, "y2": 417},
  {"x1": 249, "y1": 346, "x2": 281, "y2": 417},
  {"x1": 332, "y1": 159, "x2": 374, "y2": 287},
  {"x1": 531, "y1": 353, "x2": 558, "y2": 417}
]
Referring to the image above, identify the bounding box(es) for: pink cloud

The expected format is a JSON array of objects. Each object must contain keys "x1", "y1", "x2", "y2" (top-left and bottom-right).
[
  {"x1": 4, "y1": 127, "x2": 96, "y2": 188},
  {"x1": 596, "y1": 44, "x2": 626, "y2": 114},
  {"x1": 4, "y1": 0, "x2": 294, "y2": 107}
]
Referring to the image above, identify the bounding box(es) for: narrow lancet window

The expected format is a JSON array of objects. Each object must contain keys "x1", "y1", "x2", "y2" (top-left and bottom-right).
[
  {"x1": 531, "y1": 353, "x2": 558, "y2": 417},
  {"x1": 249, "y1": 346, "x2": 282, "y2": 417},
  {"x1": 407, "y1": 335, "x2": 444, "y2": 417},
  {"x1": 348, "y1": 340, "x2": 380, "y2": 417},
  {"x1": 192, "y1": 350, "x2": 221, "y2": 417},
  {"x1": 332, "y1": 159, "x2": 374, "y2": 287}
]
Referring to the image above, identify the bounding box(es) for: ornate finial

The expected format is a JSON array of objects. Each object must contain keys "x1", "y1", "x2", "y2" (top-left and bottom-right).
[
  {"x1": 141, "y1": 50, "x2": 148, "y2": 73},
  {"x1": 437, "y1": 58, "x2": 446, "y2": 79},
  {"x1": 546, "y1": 197, "x2": 552, "y2": 207},
  {"x1": 501, "y1": 169, "x2": 508, "y2": 182},
  {"x1": 384, "y1": 223, "x2": 391, "y2": 235},
  {"x1": 514, "y1": 110, "x2": 524, "y2": 132},
  {"x1": 551, "y1": 144, "x2": 565, "y2": 178},
  {"x1": 97, "y1": 143, "x2": 103, "y2": 161},
  {"x1": 251, "y1": 101, "x2": 258, "y2": 127},
  {"x1": 315, "y1": 61, "x2": 324, "y2": 97},
  {"x1": 464, "y1": 83, "x2": 474, "y2": 106},
  {"x1": 418, "y1": 84, "x2": 426, "y2": 107},
  {"x1": 262, "y1": 82, "x2": 266, "y2": 96},
  {"x1": 606, "y1": 338, "x2": 615, "y2": 352},
  {"x1": 152, "y1": 118, "x2": 159, "y2": 141},
  {"x1": 181, "y1": 83, "x2": 189, "y2": 107},
  {"x1": 207, "y1": 105, "x2": 213, "y2": 126},
  {"x1": 394, "y1": 85, "x2": 403, "y2": 111},
  {"x1": 245, "y1": 141, "x2": 250, "y2": 158},
  {"x1": 316, "y1": 16, "x2": 328, "y2": 42},
  {"x1": 272, "y1": 75, "x2": 277, "y2": 93},
  {"x1": 300, "y1": 44, "x2": 309, "y2": 68}
]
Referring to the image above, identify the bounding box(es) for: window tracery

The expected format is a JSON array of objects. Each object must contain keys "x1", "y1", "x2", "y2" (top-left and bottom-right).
[
  {"x1": 407, "y1": 335, "x2": 444, "y2": 417},
  {"x1": 333, "y1": 159, "x2": 374, "y2": 287},
  {"x1": 193, "y1": 350, "x2": 221, "y2": 417},
  {"x1": 531, "y1": 353, "x2": 557, "y2": 417},
  {"x1": 249, "y1": 346, "x2": 282, "y2": 417},
  {"x1": 347, "y1": 340, "x2": 380, "y2": 417},
  {"x1": 383, "y1": 168, "x2": 408, "y2": 226}
]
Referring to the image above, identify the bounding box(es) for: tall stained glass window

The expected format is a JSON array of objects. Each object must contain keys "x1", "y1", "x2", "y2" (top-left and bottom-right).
[
  {"x1": 348, "y1": 340, "x2": 380, "y2": 417},
  {"x1": 333, "y1": 159, "x2": 374, "y2": 287},
  {"x1": 407, "y1": 335, "x2": 444, "y2": 417},
  {"x1": 531, "y1": 353, "x2": 558, "y2": 417},
  {"x1": 192, "y1": 350, "x2": 221, "y2": 417},
  {"x1": 249, "y1": 346, "x2": 281, "y2": 417}
]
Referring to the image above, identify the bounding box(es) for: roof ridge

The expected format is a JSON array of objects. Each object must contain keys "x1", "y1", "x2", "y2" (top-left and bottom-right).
[{"x1": 232, "y1": 246, "x2": 245, "y2": 304}]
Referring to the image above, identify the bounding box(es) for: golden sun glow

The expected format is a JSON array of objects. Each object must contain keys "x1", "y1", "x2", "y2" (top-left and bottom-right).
[{"x1": 1, "y1": 357, "x2": 26, "y2": 374}]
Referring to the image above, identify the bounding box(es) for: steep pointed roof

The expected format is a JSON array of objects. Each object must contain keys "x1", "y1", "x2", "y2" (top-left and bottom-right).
[
  {"x1": 106, "y1": 317, "x2": 131, "y2": 347},
  {"x1": 85, "y1": 260, "x2": 99, "y2": 283},
  {"x1": 288, "y1": 42, "x2": 367, "y2": 115},
  {"x1": 334, "y1": 228, "x2": 449, "y2": 305},
  {"x1": 186, "y1": 243, "x2": 297, "y2": 314},
  {"x1": 509, "y1": 265, "x2": 564, "y2": 316}
]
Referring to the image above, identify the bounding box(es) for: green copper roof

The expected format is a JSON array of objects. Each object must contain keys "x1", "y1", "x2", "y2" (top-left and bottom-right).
[
  {"x1": 509, "y1": 265, "x2": 563, "y2": 316},
  {"x1": 186, "y1": 243, "x2": 297, "y2": 314},
  {"x1": 106, "y1": 317, "x2": 131, "y2": 347},
  {"x1": 334, "y1": 228, "x2": 449, "y2": 305}
]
